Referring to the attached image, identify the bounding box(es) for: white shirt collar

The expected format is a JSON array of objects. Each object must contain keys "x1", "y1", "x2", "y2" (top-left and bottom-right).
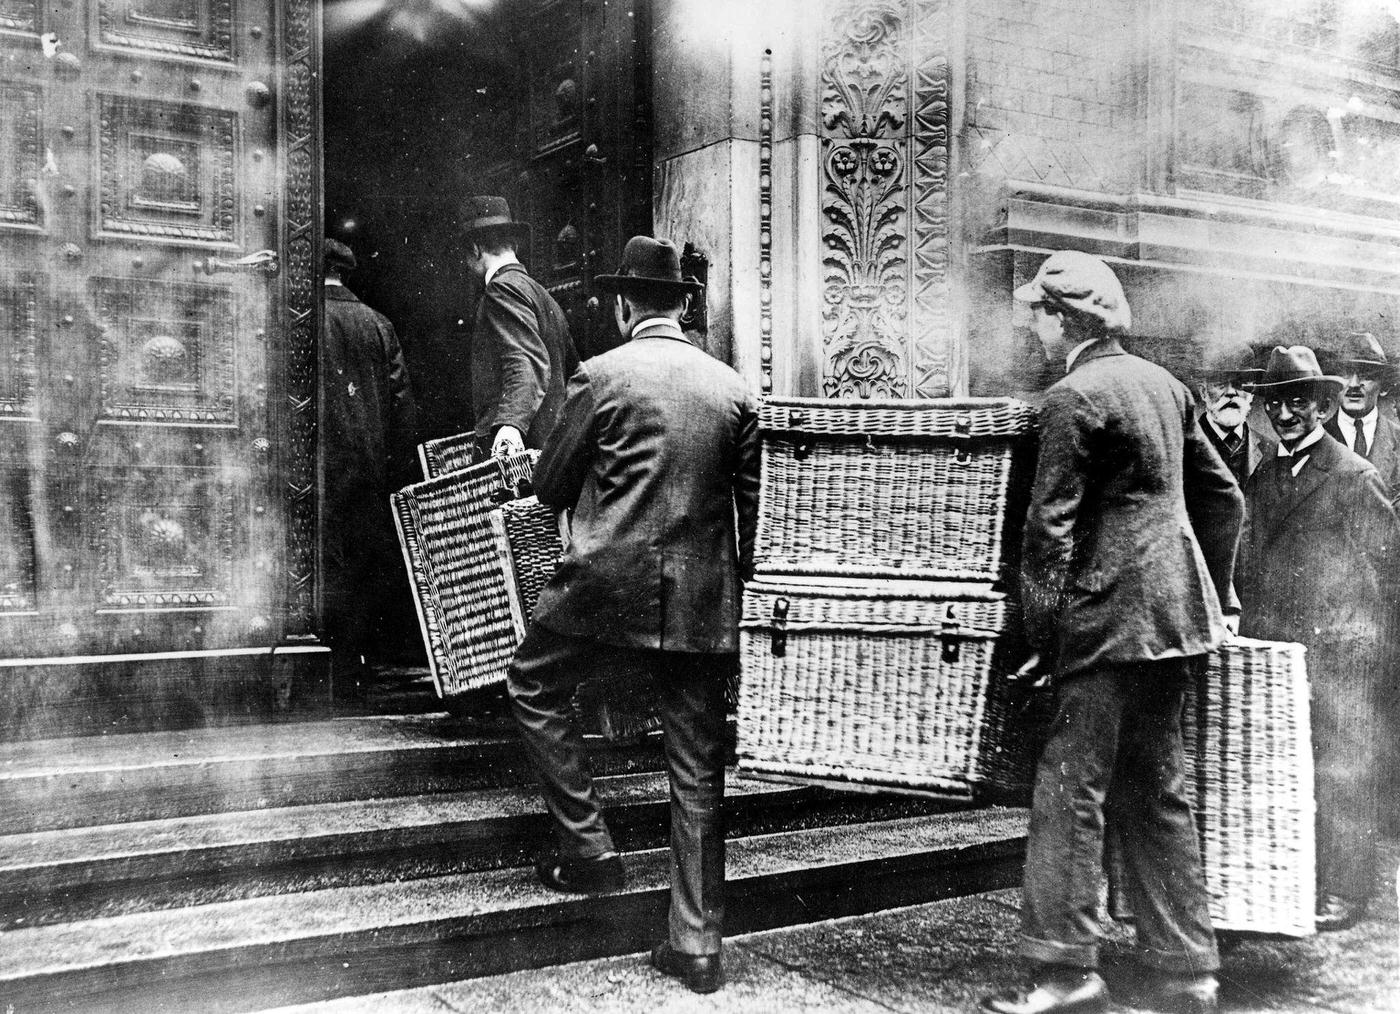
[
  {"x1": 1065, "y1": 338, "x2": 1100, "y2": 373},
  {"x1": 324, "y1": 277, "x2": 344, "y2": 287},
  {"x1": 484, "y1": 257, "x2": 520, "y2": 288},
  {"x1": 631, "y1": 316, "x2": 685, "y2": 339},
  {"x1": 1204, "y1": 416, "x2": 1244, "y2": 444},
  {"x1": 1335, "y1": 407, "x2": 1378, "y2": 448},
  {"x1": 1277, "y1": 424, "x2": 1326, "y2": 458}
]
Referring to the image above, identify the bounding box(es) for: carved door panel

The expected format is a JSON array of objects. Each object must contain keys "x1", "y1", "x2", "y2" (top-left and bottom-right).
[
  {"x1": 0, "y1": 0, "x2": 318, "y2": 661},
  {"x1": 489, "y1": 0, "x2": 652, "y2": 360}
]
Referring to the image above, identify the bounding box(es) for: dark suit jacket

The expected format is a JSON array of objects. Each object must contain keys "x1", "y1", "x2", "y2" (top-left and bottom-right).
[
  {"x1": 1021, "y1": 339, "x2": 1244, "y2": 678},
  {"x1": 470, "y1": 263, "x2": 578, "y2": 454},
  {"x1": 1198, "y1": 415, "x2": 1276, "y2": 488},
  {"x1": 1237, "y1": 432, "x2": 1397, "y2": 650},
  {"x1": 531, "y1": 320, "x2": 760, "y2": 654},
  {"x1": 1325, "y1": 410, "x2": 1400, "y2": 507}
]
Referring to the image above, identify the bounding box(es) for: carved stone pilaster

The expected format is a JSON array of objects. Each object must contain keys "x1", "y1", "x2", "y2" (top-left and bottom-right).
[
  {"x1": 820, "y1": 0, "x2": 953, "y2": 399},
  {"x1": 276, "y1": 0, "x2": 320, "y2": 636}
]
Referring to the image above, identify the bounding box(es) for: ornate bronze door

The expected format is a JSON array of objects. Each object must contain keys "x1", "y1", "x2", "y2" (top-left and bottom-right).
[
  {"x1": 479, "y1": 0, "x2": 653, "y2": 359},
  {"x1": 0, "y1": 0, "x2": 320, "y2": 674}
]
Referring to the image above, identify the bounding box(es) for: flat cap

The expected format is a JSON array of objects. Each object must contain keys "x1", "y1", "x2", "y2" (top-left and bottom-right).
[
  {"x1": 1014, "y1": 250, "x2": 1132, "y2": 336},
  {"x1": 324, "y1": 237, "x2": 357, "y2": 272}
]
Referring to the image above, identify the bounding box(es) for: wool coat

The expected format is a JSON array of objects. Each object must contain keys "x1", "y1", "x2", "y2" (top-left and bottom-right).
[
  {"x1": 1021, "y1": 339, "x2": 1244, "y2": 678},
  {"x1": 1236, "y1": 431, "x2": 1398, "y2": 899},
  {"x1": 1325, "y1": 409, "x2": 1400, "y2": 507},
  {"x1": 470, "y1": 263, "x2": 578, "y2": 455},
  {"x1": 530, "y1": 320, "x2": 760, "y2": 654},
  {"x1": 321, "y1": 284, "x2": 419, "y2": 650},
  {"x1": 1198, "y1": 415, "x2": 1276, "y2": 487}
]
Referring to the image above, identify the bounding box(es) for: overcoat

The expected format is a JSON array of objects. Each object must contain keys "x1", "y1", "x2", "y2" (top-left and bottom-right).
[
  {"x1": 470, "y1": 263, "x2": 578, "y2": 453},
  {"x1": 1021, "y1": 339, "x2": 1243, "y2": 678},
  {"x1": 530, "y1": 321, "x2": 760, "y2": 654},
  {"x1": 1236, "y1": 431, "x2": 1398, "y2": 899},
  {"x1": 1325, "y1": 410, "x2": 1400, "y2": 506},
  {"x1": 321, "y1": 285, "x2": 419, "y2": 647},
  {"x1": 1198, "y1": 415, "x2": 1276, "y2": 487}
]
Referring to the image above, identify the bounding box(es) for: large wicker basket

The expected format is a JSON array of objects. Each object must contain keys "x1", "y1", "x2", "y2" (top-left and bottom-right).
[
  {"x1": 755, "y1": 397, "x2": 1035, "y2": 582},
  {"x1": 418, "y1": 430, "x2": 493, "y2": 480},
  {"x1": 391, "y1": 452, "x2": 538, "y2": 696},
  {"x1": 737, "y1": 578, "x2": 1037, "y2": 801},
  {"x1": 1111, "y1": 638, "x2": 1315, "y2": 937}
]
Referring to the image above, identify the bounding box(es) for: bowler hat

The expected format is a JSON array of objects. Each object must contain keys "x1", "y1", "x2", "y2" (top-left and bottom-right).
[
  {"x1": 1013, "y1": 250, "x2": 1132, "y2": 335},
  {"x1": 324, "y1": 237, "x2": 357, "y2": 272},
  {"x1": 1250, "y1": 345, "x2": 1345, "y2": 395},
  {"x1": 460, "y1": 195, "x2": 530, "y2": 243},
  {"x1": 1330, "y1": 330, "x2": 1391, "y2": 372},
  {"x1": 1200, "y1": 339, "x2": 1262, "y2": 380},
  {"x1": 594, "y1": 236, "x2": 703, "y2": 296}
]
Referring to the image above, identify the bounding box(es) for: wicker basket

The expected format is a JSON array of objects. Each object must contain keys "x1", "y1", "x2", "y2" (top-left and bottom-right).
[
  {"x1": 737, "y1": 578, "x2": 1037, "y2": 801},
  {"x1": 391, "y1": 452, "x2": 538, "y2": 696},
  {"x1": 1110, "y1": 638, "x2": 1315, "y2": 937},
  {"x1": 416, "y1": 430, "x2": 529, "y2": 481},
  {"x1": 755, "y1": 397, "x2": 1035, "y2": 582}
]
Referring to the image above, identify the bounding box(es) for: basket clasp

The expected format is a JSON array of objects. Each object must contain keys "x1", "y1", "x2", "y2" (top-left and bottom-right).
[
  {"x1": 770, "y1": 597, "x2": 790, "y2": 657},
  {"x1": 939, "y1": 605, "x2": 963, "y2": 663}
]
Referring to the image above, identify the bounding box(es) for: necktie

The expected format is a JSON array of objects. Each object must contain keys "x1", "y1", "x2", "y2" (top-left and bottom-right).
[
  {"x1": 1354, "y1": 424, "x2": 1369, "y2": 458},
  {"x1": 1223, "y1": 430, "x2": 1243, "y2": 457}
]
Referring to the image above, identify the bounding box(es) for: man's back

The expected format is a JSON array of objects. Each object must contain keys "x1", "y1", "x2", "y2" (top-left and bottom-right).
[
  {"x1": 470, "y1": 263, "x2": 577, "y2": 451},
  {"x1": 532, "y1": 333, "x2": 759, "y2": 654},
  {"x1": 1022, "y1": 341, "x2": 1242, "y2": 677}
]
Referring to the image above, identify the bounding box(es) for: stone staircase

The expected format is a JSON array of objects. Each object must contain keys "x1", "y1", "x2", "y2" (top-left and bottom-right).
[{"x1": 0, "y1": 702, "x2": 1029, "y2": 1012}]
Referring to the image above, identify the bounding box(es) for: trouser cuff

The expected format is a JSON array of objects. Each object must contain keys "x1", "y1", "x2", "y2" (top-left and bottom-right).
[
  {"x1": 1134, "y1": 945, "x2": 1220, "y2": 975},
  {"x1": 1019, "y1": 935, "x2": 1098, "y2": 969}
]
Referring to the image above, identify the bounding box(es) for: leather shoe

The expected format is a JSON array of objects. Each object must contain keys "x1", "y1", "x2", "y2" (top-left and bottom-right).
[
  {"x1": 980, "y1": 968, "x2": 1109, "y2": 1014},
  {"x1": 1137, "y1": 972, "x2": 1218, "y2": 1014},
  {"x1": 1316, "y1": 893, "x2": 1367, "y2": 932},
  {"x1": 533, "y1": 853, "x2": 625, "y2": 894},
  {"x1": 650, "y1": 940, "x2": 724, "y2": 994}
]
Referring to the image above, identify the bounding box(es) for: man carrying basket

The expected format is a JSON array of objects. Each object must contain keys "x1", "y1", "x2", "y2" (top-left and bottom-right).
[
  {"x1": 504, "y1": 236, "x2": 760, "y2": 995},
  {"x1": 982, "y1": 251, "x2": 1244, "y2": 1014}
]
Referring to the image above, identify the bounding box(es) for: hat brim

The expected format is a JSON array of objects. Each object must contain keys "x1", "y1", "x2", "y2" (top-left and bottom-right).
[
  {"x1": 595, "y1": 273, "x2": 704, "y2": 296},
  {"x1": 1247, "y1": 375, "x2": 1346, "y2": 394},
  {"x1": 1200, "y1": 369, "x2": 1263, "y2": 381},
  {"x1": 1335, "y1": 358, "x2": 1393, "y2": 372},
  {"x1": 1012, "y1": 280, "x2": 1045, "y2": 303}
]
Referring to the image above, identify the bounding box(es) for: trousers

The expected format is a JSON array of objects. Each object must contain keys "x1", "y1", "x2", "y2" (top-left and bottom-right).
[
  {"x1": 1020, "y1": 658, "x2": 1219, "y2": 974},
  {"x1": 507, "y1": 624, "x2": 729, "y2": 955}
]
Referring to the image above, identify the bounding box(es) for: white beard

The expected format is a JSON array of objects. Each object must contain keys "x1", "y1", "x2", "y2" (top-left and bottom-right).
[{"x1": 1209, "y1": 403, "x2": 1248, "y2": 431}]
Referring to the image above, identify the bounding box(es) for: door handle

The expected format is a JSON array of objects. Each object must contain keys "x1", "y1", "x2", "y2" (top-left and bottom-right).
[{"x1": 195, "y1": 250, "x2": 279, "y2": 276}]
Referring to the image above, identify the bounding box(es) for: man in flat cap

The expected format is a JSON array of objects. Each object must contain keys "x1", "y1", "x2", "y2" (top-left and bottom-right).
[
  {"x1": 321, "y1": 238, "x2": 419, "y2": 689},
  {"x1": 982, "y1": 251, "x2": 1242, "y2": 1014},
  {"x1": 506, "y1": 236, "x2": 758, "y2": 995},
  {"x1": 1321, "y1": 331, "x2": 1400, "y2": 505},
  {"x1": 461, "y1": 196, "x2": 578, "y2": 461},
  {"x1": 1196, "y1": 340, "x2": 1275, "y2": 486},
  {"x1": 1236, "y1": 346, "x2": 1399, "y2": 931}
]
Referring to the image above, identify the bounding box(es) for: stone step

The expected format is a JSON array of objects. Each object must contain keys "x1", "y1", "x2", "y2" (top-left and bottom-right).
[
  {"x1": 0, "y1": 808, "x2": 1028, "y2": 1013},
  {"x1": 0, "y1": 713, "x2": 669, "y2": 834},
  {"x1": 0, "y1": 772, "x2": 963, "y2": 928}
]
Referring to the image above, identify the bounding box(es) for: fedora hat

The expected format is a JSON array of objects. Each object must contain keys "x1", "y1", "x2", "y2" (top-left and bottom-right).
[
  {"x1": 595, "y1": 236, "x2": 703, "y2": 296},
  {"x1": 1250, "y1": 345, "x2": 1345, "y2": 394},
  {"x1": 460, "y1": 195, "x2": 530, "y2": 243},
  {"x1": 1013, "y1": 250, "x2": 1132, "y2": 335},
  {"x1": 1330, "y1": 330, "x2": 1391, "y2": 372},
  {"x1": 1200, "y1": 338, "x2": 1262, "y2": 380}
]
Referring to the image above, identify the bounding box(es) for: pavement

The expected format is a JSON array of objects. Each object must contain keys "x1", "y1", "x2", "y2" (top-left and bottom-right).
[{"x1": 271, "y1": 843, "x2": 1400, "y2": 1014}]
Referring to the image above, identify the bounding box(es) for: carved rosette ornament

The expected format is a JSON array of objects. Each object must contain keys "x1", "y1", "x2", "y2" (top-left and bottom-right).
[{"x1": 819, "y1": 0, "x2": 953, "y2": 398}]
